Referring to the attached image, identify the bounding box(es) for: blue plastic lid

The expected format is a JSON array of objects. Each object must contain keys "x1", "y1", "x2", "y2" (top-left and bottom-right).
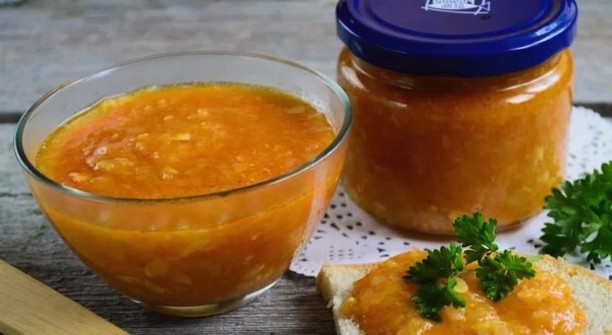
[{"x1": 336, "y1": 0, "x2": 578, "y2": 76}]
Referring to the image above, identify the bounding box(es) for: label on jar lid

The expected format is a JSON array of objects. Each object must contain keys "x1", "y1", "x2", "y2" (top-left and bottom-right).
[
  {"x1": 336, "y1": 0, "x2": 577, "y2": 76},
  {"x1": 422, "y1": 0, "x2": 491, "y2": 15}
]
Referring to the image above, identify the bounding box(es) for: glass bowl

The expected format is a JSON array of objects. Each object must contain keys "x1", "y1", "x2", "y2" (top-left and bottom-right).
[{"x1": 14, "y1": 52, "x2": 351, "y2": 317}]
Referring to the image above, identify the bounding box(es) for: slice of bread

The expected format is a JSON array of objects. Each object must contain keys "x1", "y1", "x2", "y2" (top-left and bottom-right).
[{"x1": 317, "y1": 254, "x2": 612, "y2": 335}]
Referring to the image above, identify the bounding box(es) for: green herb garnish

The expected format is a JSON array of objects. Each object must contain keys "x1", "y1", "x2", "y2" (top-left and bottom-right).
[
  {"x1": 540, "y1": 161, "x2": 612, "y2": 264},
  {"x1": 404, "y1": 212, "x2": 535, "y2": 321},
  {"x1": 453, "y1": 212, "x2": 498, "y2": 263},
  {"x1": 475, "y1": 250, "x2": 535, "y2": 301},
  {"x1": 403, "y1": 243, "x2": 465, "y2": 321}
]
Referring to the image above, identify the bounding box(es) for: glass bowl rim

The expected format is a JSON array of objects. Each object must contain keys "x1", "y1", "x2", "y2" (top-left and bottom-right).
[{"x1": 13, "y1": 51, "x2": 352, "y2": 204}]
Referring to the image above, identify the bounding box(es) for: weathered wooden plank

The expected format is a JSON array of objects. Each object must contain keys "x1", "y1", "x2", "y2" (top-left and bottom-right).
[
  {"x1": 0, "y1": 0, "x2": 611, "y2": 115},
  {"x1": 0, "y1": 124, "x2": 31, "y2": 194},
  {"x1": 0, "y1": 0, "x2": 339, "y2": 113},
  {"x1": 0, "y1": 259, "x2": 128, "y2": 335}
]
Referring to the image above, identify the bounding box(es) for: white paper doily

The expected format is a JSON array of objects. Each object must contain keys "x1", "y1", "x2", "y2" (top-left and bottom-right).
[{"x1": 291, "y1": 107, "x2": 612, "y2": 279}]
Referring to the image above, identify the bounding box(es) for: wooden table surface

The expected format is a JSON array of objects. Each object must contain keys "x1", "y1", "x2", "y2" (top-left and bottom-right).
[{"x1": 0, "y1": 1, "x2": 611, "y2": 334}]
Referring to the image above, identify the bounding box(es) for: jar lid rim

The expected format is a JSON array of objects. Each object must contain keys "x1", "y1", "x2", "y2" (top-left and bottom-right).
[{"x1": 336, "y1": 0, "x2": 577, "y2": 76}]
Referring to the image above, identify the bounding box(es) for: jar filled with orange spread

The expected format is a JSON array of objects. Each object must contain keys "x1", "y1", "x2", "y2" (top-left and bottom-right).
[{"x1": 336, "y1": 0, "x2": 578, "y2": 234}]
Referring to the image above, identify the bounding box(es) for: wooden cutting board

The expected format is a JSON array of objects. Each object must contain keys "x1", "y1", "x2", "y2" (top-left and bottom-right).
[{"x1": 0, "y1": 259, "x2": 128, "y2": 335}]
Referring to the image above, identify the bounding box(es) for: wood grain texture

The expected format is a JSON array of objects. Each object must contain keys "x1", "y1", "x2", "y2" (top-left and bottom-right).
[
  {"x1": 0, "y1": 0, "x2": 612, "y2": 115},
  {"x1": 0, "y1": 259, "x2": 128, "y2": 335}
]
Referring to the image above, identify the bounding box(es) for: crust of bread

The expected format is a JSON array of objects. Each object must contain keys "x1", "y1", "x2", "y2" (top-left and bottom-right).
[
  {"x1": 316, "y1": 263, "x2": 373, "y2": 335},
  {"x1": 316, "y1": 255, "x2": 612, "y2": 335},
  {"x1": 534, "y1": 255, "x2": 612, "y2": 335}
]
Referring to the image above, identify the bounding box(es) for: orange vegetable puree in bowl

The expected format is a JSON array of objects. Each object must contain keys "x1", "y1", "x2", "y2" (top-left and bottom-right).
[
  {"x1": 33, "y1": 84, "x2": 342, "y2": 307},
  {"x1": 341, "y1": 250, "x2": 585, "y2": 335},
  {"x1": 37, "y1": 84, "x2": 335, "y2": 198}
]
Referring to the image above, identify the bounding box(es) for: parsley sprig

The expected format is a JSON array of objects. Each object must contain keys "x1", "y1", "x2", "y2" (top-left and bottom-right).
[
  {"x1": 404, "y1": 212, "x2": 535, "y2": 321},
  {"x1": 454, "y1": 212, "x2": 498, "y2": 263},
  {"x1": 476, "y1": 250, "x2": 535, "y2": 301},
  {"x1": 404, "y1": 243, "x2": 465, "y2": 321},
  {"x1": 540, "y1": 161, "x2": 612, "y2": 263}
]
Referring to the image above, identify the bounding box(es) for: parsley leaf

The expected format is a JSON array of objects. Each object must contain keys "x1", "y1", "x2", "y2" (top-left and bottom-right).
[
  {"x1": 404, "y1": 243, "x2": 464, "y2": 285},
  {"x1": 411, "y1": 277, "x2": 466, "y2": 322},
  {"x1": 404, "y1": 243, "x2": 465, "y2": 321},
  {"x1": 453, "y1": 212, "x2": 498, "y2": 263},
  {"x1": 476, "y1": 250, "x2": 535, "y2": 301},
  {"x1": 540, "y1": 161, "x2": 612, "y2": 263}
]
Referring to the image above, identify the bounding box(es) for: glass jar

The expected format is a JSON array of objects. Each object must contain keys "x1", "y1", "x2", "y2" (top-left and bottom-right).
[{"x1": 336, "y1": 0, "x2": 578, "y2": 235}]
